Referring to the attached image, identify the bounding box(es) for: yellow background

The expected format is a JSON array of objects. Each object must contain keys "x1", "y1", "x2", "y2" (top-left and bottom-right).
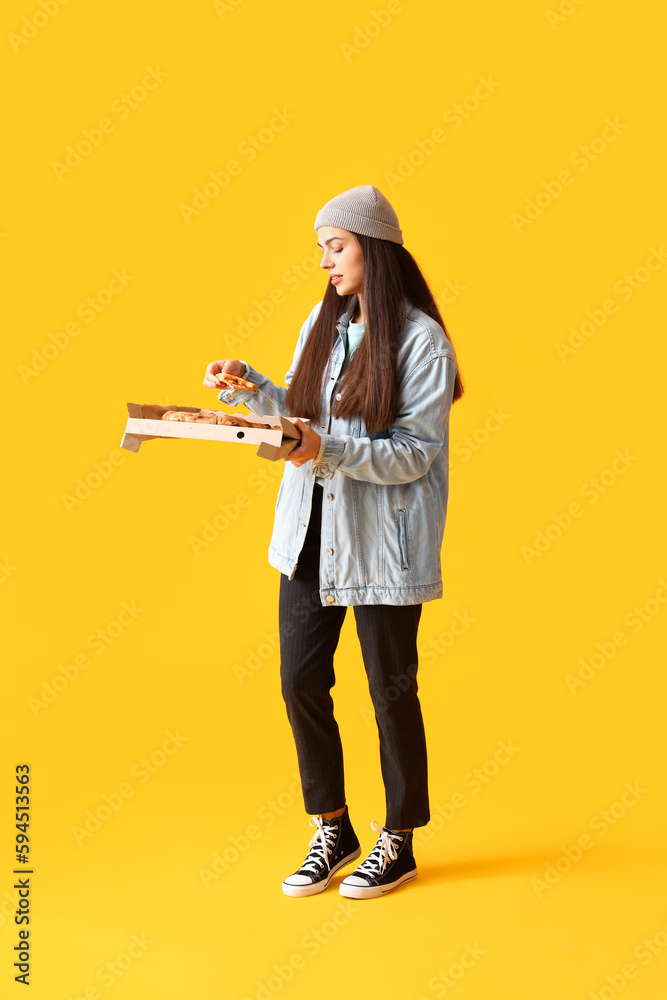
[{"x1": 2, "y1": 0, "x2": 666, "y2": 997}]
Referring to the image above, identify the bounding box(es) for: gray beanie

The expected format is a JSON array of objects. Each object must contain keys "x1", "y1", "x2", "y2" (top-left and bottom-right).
[{"x1": 314, "y1": 184, "x2": 403, "y2": 245}]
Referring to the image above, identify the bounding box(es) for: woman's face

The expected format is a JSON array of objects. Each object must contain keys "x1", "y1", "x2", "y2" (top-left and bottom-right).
[{"x1": 317, "y1": 227, "x2": 363, "y2": 298}]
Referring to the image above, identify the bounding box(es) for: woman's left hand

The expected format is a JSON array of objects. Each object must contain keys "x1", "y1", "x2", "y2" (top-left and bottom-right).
[{"x1": 284, "y1": 418, "x2": 321, "y2": 467}]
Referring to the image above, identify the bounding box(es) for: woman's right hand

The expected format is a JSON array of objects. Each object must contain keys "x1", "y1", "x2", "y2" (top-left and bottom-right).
[{"x1": 203, "y1": 359, "x2": 246, "y2": 388}]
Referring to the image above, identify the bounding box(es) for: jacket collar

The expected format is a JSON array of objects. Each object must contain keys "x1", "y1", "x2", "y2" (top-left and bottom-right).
[{"x1": 336, "y1": 294, "x2": 359, "y2": 332}]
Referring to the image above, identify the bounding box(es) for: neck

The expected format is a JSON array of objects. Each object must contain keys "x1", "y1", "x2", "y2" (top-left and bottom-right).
[{"x1": 351, "y1": 293, "x2": 365, "y2": 324}]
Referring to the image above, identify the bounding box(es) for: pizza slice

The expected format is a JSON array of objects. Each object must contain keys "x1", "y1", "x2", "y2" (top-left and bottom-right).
[
  {"x1": 161, "y1": 410, "x2": 218, "y2": 423},
  {"x1": 215, "y1": 371, "x2": 257, "y2": 392},
  {"x1": 162, "y1": 410, "x2": 193, "y2": 421}
]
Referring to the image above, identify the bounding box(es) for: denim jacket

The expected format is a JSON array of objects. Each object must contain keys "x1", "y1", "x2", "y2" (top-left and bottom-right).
[{"x1": 218, "y1": 293, "x2": 457, "y2": 606}]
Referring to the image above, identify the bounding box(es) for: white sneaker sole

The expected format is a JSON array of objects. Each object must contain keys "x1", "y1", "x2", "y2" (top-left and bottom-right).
[
  {"x1": 282, "y1": 847, "x2": 362, "y2": 898},
  {"x1": 339, "y1": 868, "x2": 418, "y2": 899}
]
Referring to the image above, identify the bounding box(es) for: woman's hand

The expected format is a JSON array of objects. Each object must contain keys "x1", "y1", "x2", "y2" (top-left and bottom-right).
[
  {"x1": 203, "y1": 359, "x2": 246, "y2": 388},
  {"x1": 284, "y1": 418, "x2": 321, "y2": 467}
]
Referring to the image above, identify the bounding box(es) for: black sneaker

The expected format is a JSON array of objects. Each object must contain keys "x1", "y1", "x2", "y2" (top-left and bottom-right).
[
  {"x1": 282, "y1": 805, "x2": 361, "y2": 897},
  {"x1": 339, "y1": 820, "x2": 417, "y2": 898}
]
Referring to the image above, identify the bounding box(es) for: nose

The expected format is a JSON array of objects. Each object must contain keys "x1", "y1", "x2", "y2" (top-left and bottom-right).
[{"x1": 320, "y1": 248, "x2": 334, "y2": 270}]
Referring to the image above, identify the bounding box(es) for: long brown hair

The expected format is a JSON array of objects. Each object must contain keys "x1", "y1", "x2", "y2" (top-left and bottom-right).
[{"x1": 284, "y1": 234, "x2": 464, "y2": 434}]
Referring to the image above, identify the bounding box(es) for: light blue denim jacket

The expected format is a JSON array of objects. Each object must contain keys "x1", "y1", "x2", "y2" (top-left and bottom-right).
[{"x1": 218, "y1": 293, "x2": 457, "y2": 606}]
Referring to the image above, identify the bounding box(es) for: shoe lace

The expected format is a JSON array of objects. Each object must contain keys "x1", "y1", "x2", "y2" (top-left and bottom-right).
[
  {"x1": 299, "y1": 816, "x2": 338, "y2": 875},
  {"x1": 356, "y1": 820, "x2": 402, "y2": 876}
]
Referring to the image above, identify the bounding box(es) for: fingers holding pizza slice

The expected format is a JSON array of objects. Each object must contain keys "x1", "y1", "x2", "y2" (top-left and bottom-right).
[{"x1": 215, "y1": 371, "x2": 257, "y2": 392}]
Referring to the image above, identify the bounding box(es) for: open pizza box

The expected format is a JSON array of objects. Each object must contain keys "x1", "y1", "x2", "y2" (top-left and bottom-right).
[{"x1": 120, "y1": 403, "x2": 305, "y2": 461}]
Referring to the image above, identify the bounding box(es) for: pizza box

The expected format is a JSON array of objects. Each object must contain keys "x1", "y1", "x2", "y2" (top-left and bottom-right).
[{"x1": 120, "y1": 403, "x2": 305, "y2": 461}]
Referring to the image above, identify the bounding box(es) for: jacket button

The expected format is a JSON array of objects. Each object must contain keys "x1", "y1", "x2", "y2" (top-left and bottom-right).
[
  {"x1": 335, "y1": 392, "x2": 342, "y2": 400},
  {"x1": 325, "y1": 595, "x2": 335, "y2": 603},
  {"x1": 326, "y1": 548, "x2": 333, "y2": 555},
  {"x1": 327, "y1": 493, "x2": 334, "y2": 500},
  {"x1": 319, "y1": 466, "x2": 329, "y2": 476}
]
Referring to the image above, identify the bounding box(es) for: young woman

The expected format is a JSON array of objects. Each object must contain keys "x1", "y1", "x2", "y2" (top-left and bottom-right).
[{"x1": 204, "y1": 185, "x2": 464, "y2": 899}]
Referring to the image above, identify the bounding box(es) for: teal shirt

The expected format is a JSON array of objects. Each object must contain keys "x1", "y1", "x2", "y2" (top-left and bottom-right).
[{"x1": 315, "y1": 320, "x2": 365, "y2": 487}]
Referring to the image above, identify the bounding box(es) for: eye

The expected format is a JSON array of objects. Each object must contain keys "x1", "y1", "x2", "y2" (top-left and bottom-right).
[{"x1": 334, "y1": 247, "x2": 343, "y2": 253}]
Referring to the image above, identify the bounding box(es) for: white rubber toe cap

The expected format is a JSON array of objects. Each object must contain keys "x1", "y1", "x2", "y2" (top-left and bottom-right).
[
  {"x1": 283, "y1": 874, "x2": 315, "y2": 886},
  {"x1": 340, "y1": 875, "x2": 369, "y2": 887}
]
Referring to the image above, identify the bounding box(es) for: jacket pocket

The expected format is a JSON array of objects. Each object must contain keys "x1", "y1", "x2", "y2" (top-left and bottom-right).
[{"x1": 396, "y1": 507, "x2": 410, "y2": 571}]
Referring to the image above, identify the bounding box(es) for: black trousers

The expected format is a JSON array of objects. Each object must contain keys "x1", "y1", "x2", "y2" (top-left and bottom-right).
[{"x1": 278, "y1": 483, "x2": 430, "y2": 829}]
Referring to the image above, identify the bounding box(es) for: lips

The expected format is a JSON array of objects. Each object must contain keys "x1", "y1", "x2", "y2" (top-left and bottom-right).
[{"x1": 331, "y1": 275, "x2": 343, "y2": 285}]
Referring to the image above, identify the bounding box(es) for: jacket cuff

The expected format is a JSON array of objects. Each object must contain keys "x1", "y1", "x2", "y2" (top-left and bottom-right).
[{"x1": 310, "y1": 434, "x2": 345, "y2": 480}]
